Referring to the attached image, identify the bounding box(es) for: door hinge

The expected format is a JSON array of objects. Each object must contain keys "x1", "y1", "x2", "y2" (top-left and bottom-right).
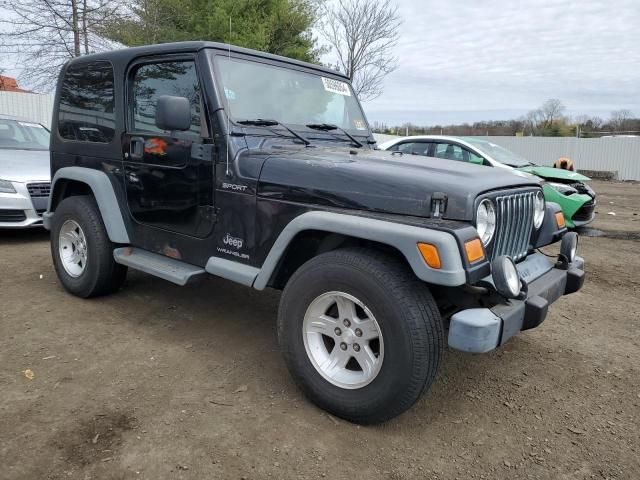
[
  {"x1": 199, "y1": 205, "x2": 218, "y2": 223},
  {"x1": 191, "y1": 143, "x2": 214, "y2": 160}
]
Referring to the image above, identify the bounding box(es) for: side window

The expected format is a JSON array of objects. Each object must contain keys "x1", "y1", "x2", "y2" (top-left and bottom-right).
[
  {"x1": 58, "y1": 61, "x2": 115, "y2": 143},
  {"x1": 390, "y1": 141, "x2": 430, "y2": 155},
  {"x1": 434, "y1": 143, "x2": 466, "y2": 161},
  {"x1": 467, "y1": 150, "x2": 485, "y2": 164},
  {"x1": 409, "y1": 142, "x2": 430, "y2": 155},
  {"x1": 395, "y1": 142, "x2": 415, "y2": 154},
  {"x1": 130, "y1": 61, "x2": 202, "y2": 136}
]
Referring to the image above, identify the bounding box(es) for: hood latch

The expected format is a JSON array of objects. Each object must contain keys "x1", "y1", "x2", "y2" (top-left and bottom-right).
[{"x1": 431, "y1": 192, "x2": 448, "y2": 218}]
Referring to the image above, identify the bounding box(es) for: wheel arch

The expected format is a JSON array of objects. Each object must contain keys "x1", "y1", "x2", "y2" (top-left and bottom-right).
[
  {"x1": 252, "y1": 211, "x2": 467, "y2": 290},
  {"x1": 45, "y1": 167, "x2": 130, "y2": 244},
  {"x1": 266, "y1": 230, "x2": 407, "y2": 290}
]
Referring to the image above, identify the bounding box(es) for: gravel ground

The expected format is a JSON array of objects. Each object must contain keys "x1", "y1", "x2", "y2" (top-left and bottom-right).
[{"x1": 1, "y1": 180, "x2": 639, "y2": 480}]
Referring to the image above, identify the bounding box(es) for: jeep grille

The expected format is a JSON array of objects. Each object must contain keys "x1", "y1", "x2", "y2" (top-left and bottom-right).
[{"x1": 492, "y1": 191, "x2": 537, "y2": 262}]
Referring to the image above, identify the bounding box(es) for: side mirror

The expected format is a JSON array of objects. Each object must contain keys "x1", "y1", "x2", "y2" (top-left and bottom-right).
[
  {"x1": 155, "y1": 95, "x2": 191, "y2": 131},
  {"x1": 469, "y1": 156, "x2": 484, "y2": 165}
]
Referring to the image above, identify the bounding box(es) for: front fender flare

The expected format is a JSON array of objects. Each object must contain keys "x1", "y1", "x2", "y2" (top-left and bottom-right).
[
  {"x1": 45, "y1": 167, "x2": 130, "y2": 244},
  {"x1": 252, "y1": 211, "x2": 466, "y2": 290}
]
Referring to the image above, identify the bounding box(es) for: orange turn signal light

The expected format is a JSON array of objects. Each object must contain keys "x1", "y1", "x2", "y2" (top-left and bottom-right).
[
  {"x1": 555, "y1": 212, "x2": 566, "y2": 228},
  {"x1": 464, "y1": 238, "x2": 485, "y2": 263},
  {"x1": 417, "y1": 242, "x2": 441, "y2": 269}
]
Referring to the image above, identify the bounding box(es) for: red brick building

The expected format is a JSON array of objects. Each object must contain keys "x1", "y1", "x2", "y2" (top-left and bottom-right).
[{"x1": 0, "y1": 75, "x2": 31, "y2": 93}]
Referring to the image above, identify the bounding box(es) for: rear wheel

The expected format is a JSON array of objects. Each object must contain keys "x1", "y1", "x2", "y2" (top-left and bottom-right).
[
  {"x1": 278, "y1": 247, "x2": 443, "y2": 424},
  {"x1": 51, "y1": 195, "x2": 127, "y2": 298}
]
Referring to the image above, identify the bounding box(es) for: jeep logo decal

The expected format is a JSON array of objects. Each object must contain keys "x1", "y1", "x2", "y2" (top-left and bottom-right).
[{"x1": 223, "y1": 233, "x2": 243, "y2": 249}]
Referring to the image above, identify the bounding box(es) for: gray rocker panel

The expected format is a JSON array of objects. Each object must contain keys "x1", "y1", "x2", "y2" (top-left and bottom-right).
[
  {"x1": 114, "y1": 247, "x2": 205, "y2": 286},
  {"x1": 47, "y1": 167, "x2": 130, "y2": 243},
  {"x1": 205, "y1": 257, "x2": 260, "y2": 287}
]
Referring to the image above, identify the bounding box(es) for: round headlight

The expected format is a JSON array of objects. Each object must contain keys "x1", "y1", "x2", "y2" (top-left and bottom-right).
[
  {"x1": 492, "y1": 256, "x2": 521, "y2": 298},
  {"x1": 476, "y1": 199, "x2": 496, "y2": 246},
  {"x1": 533, "y1": 190, "x2": 545, "y2": 229}
]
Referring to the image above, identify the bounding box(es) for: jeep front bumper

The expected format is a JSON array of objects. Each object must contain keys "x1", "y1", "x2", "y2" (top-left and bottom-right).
[{"x1": 448, "y1": 254, "x2": 585, "y2": 353}]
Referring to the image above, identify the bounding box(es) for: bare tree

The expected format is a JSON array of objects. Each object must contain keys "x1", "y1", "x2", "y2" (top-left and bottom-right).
[
  {"x1": 522, "y1": 110, "x2": 541, "y2": 135},
  {"x1": 523, "y1": 98, "x2": 566, "y2": 134},
  {"x1": 573, "y1": 114, "x2": 589, "y2": 126},
  {"x1": 610, "y1": 109, "x2": 634, "y2": 132},
  {"x1": 538, "y1": 98, "x2": 565, "y2": 129},
  {"x1": 321, "y1": 0, "x2": 401, "y2": 101},
  {"x1": 590, "y1": 116, "x2": 604, "y2": 130},
  {"x1": 0, "y1": 0, "x2": 122, "y2": 91}
]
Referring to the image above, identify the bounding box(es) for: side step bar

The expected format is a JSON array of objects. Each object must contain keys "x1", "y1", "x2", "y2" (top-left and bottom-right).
[{"x1": 113, "y1": 247, "x2": 205, "y2": 286}]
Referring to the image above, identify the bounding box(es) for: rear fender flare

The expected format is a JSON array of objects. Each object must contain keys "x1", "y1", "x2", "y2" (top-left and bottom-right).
[{"x1": 46, "y1": 167, "x2": 130, "y2": 244}]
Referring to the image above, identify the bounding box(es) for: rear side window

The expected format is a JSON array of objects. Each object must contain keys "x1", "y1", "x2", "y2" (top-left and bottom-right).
[
  {"x1": 58, "y1": 61, "x2": 115, "y2": 143},
  {"x1": 434, "y1": 143, "x2": 467, "y2": 161}
]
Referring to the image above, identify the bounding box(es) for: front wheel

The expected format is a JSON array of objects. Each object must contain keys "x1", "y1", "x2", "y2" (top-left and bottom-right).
[
  {"x1": 278, "y1": 247, "x2": 443, "y2": 424},
  {"x1": 51, "y1": 195, "x2": 127, "y2": 298}
]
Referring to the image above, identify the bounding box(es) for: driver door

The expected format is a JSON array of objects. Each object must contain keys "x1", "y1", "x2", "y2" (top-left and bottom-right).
[{"x1": 123, "y1": 57, "x2": 215, "y2": 238}]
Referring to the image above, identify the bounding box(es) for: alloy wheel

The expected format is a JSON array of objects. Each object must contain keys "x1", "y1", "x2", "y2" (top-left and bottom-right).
[
  {"x1": 302, "y1": 291, "x2": 384, "y2": 389},
  {"x1": 58, "y1": 219, "x2": 88, "y2": 277}
]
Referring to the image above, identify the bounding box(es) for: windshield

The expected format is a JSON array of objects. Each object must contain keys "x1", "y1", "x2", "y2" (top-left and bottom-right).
[
  {"x1": 463, "y1": 138, "x2": 532, "y2": 167},
  {"x1": 213, "y1": 55, "x2": 369, "y2": 134},
  {"x1": 0, "y1": 119, "x2": 50, "y2": 150}
]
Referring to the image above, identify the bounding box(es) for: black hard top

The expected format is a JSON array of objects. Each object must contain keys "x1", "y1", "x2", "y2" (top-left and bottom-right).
[{"x1": 67, "y1": 41, "x2": 346, "y2": 79}]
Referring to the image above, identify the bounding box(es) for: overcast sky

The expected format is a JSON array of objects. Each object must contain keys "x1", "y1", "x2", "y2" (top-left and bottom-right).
[
  {"x1": 346, "y1": 0, "x2": 640, "y2": 125},
  {"x1": 1, "y1": 0, "x2": 638, "y2": 126}
]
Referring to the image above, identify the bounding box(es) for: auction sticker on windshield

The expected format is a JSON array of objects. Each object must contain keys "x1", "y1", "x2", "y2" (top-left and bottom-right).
[
  {"x1": 354, "y1": 119, "x2": 367, "y2": 130},
  {"x1": 321, "y1": 77, "x2": 351, "y2": 96}
]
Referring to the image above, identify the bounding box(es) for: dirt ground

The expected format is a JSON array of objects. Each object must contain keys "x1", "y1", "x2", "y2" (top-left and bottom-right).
[{"x1": 1, "y1": 180, "x2": 639, "y2": 480}]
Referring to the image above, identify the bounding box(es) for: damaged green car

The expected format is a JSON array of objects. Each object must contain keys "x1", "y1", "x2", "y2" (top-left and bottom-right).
[{"x1": 378, "y1": 135, "x2": 596, "y2": 228}]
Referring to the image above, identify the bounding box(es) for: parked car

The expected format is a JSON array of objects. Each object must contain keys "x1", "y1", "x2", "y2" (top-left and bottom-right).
[
  {"x1": 378, "y1": 135, "x2": 596, "y2": 228},
  {"x1": 44, "y1": 42, "x2": 584, "y2": 424},
  {"x1": 0, "y1": 114, "x2": 51, "y2": 228}
]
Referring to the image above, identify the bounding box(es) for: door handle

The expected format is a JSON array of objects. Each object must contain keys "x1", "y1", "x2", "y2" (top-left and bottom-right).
[{"x1": 130, "y1": 137, "x2": 145, "y2": 160}]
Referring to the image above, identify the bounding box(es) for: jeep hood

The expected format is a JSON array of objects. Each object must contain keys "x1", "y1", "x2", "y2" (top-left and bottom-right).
[
  {"x1": 517, "y1": 165, "x2": 590, "y2": 182},
  {"x1": 257, "y1": 148, "x2": 540, "y2": 221}
]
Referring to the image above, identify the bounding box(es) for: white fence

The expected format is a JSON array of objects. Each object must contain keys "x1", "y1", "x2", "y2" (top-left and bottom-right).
[
  {"x1": 0, "y1": 92, "x2": 55, "y2": 128},
  {"x1": 373, "y1": 133, "x2": 640, "y2": 181}
]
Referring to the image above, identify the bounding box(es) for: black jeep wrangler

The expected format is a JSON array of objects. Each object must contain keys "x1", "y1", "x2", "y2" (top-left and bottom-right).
[{"x1": 44, "y1": 41, "x2": 585, "y2": 424}]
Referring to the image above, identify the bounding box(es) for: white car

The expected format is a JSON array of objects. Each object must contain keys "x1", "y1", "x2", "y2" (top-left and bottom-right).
[
  {"x1": 0, "y1": 114, "x2": 51, "y2": 228},
  {"x1": 377, "y1": 135, "x2": 520, "y2": 168},
  {"x1": 377, "y1": 135, "x2": 597, "y2": 228}
]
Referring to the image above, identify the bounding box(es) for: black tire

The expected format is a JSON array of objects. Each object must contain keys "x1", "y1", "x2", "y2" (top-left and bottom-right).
[
  {"x1": 51, "y1": 195, "x2": 127, "y2": 298},
  {"x1": 278, "y1": 247, "x2": 443, "y2": 424}
]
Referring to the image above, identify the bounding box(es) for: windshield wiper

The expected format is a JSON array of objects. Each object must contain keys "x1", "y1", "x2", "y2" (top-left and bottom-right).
[
  {"x1": 305, "y1": 123, "x2": 364, "y2": 148},
  {"x1": 237, "y1": 118, "x2": 310, "y2": 146}
]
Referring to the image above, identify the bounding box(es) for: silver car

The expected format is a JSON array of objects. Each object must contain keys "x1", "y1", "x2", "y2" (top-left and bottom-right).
[{"x1": 0, "y1": 114, "x2": 51, "y2": 228}]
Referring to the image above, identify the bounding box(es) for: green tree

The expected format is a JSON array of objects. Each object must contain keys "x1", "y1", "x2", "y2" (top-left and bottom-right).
[{"x1": 102, "y1": 0, "x2": 324, "y2": 63}]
